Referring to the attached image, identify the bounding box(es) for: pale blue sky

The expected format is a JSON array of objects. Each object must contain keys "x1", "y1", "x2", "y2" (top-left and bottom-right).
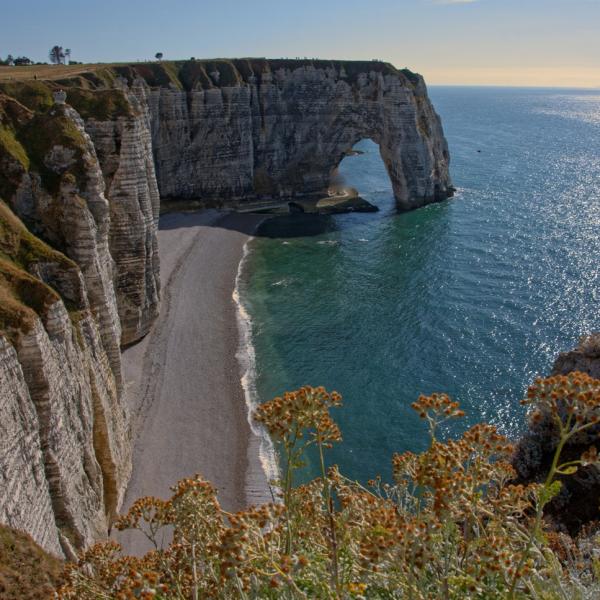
[{"x1": 2, "y1": 0, "x2": 600, "y2": 86}]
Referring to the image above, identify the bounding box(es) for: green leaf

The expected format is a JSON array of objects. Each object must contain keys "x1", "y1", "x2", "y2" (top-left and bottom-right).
[
  {"x1": 539, "y1": 480, "x2": 562, "y2": 507},
  {"x1": 557, "y1": 465, "x2": 578, "y2": 475}
]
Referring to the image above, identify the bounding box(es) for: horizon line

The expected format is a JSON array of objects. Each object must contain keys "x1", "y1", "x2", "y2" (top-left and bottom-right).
[
  {"x1": 428, "y1": 83, "x2": 600, "y2": 90},
  {"x1": 2, "y1": 59, "x2": 599, "y2": 91}
]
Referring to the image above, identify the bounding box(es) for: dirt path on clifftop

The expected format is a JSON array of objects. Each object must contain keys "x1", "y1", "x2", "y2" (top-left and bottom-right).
[{"x1": 117, "y1": 210, "x2": 269, "y2": 554}]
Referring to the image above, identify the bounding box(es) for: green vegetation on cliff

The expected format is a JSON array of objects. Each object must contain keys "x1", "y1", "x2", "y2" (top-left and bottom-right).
[
  {"x1": 17, "y1": 104, "x2": 89, "y2": 195},
  {"x1": 0, "y1": 91, "x2": 89, "y2": 199},
  {"x1": 0, "y1": 125, "x2": 29, "y2": 170},
  {"x1": 0, "y1": 92, "x2": 32, "y2": 201},
  {"x1": 1, "y1": 58, "x2": 422, "y2": 95},
  {"x1": 0, "y1": 77, "x2": 131, "y2": 346},
  {"x1": 0, "y1": 199, "x2": 75, "y2": 271},
  {"x1": 0, "y1": 200, "x2": 77, "y2": 341},
  {"x1": 58, "y1": 87, "x2": 132, "y2": 120},
  {"x1": 0, "y1": 91, "x2": 95, "y2": 342},
  {"x1": 0, "y1": 524, "x2": 64, "y2": 600},
  {"x1": 0, "y1": 81, "x2": 54, "y2": 112},
  {"x1": 110, "y1": 58, "x2": 420, "y2": 92},
  {"x1": 0, "y1": 257, "x2": 59, "y2": 341},
  {"x1": 0, "y1": 79, "x2": 131, "y2": 203}
]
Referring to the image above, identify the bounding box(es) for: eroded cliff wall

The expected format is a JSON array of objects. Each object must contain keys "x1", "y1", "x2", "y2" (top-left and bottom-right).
[
  {"x1": 0, "y1": 86, "x2": 157, "y2": 556},
  {"x1": 0, "y1": 59, "x2": 451, "y2": 556},
  {"x1": 113, "y1": 59, "x2": 453, "y2": 210}
]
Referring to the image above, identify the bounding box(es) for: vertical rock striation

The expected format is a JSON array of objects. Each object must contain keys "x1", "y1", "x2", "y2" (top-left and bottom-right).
[
  {"x1": 123, "y1": 59, "x2": 453, "y2": 209},
  {"x1": 83, "y1": 81, "x2": 161, "y2": 345},
  {"x1": 0, "y1": 335, "x2": 62, "y2": 556},
  {"x1": 122, "y1": 59, "x2": 452, "y2": 210}
]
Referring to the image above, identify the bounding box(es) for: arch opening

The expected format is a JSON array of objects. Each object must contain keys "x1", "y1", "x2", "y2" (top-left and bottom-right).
[{"x1": 328, "y1": 139, "x2": 393, "y2": 212}]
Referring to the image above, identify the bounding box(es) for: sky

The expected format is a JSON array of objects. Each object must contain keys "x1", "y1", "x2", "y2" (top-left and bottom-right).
[{"x1": 1, "y1": 0, "x2": 600, "y2": 87}]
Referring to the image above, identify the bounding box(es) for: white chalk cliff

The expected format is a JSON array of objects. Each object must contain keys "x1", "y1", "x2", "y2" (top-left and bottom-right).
[{"x1": 0, "y1": 59, "x2": 452, "y2": 556}]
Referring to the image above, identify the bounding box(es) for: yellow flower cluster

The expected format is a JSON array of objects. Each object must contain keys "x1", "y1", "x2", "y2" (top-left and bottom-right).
[{"x1": 58, "y1": 374, "x2": 600, "y2": 599}]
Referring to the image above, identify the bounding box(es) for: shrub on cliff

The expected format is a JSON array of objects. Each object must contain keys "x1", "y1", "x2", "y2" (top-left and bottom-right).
[{"x1": 58, "y1": 375, "x2": 600, "y2": 599}]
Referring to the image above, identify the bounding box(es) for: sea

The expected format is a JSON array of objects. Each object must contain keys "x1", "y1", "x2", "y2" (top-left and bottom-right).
[{"x1": 237, "y1": 86, "x2": 600, "y2": 483}]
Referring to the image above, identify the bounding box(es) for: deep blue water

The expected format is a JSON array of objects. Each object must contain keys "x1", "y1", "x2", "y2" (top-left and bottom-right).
[{"x1": 240, "y1": 87, "x2": 600, "y2": 481}]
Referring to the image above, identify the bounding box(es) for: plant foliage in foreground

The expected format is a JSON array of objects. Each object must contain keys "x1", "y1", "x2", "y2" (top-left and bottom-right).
[{"x1": 59, "y1": 373, "x2": 600, "y2": 599}]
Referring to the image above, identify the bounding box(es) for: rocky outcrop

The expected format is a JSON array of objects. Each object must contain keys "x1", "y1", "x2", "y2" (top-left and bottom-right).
[
  {"x1": 82, "y1": 82, "x2": 161, "y2": 345},
  {"x1": 115, "y1": 59, "x2": 452, "y2": 210},
  {"x1": 12, "y1": 104, "x2": 124, "y2": 389},
  {"x1": 552, "y1": 333, "x2": 600, "y2": 379},
  {"x1": 0, "y1": 84, "x2": 161, "y2": 347},
  {"x1": 0, "y1": 92, "x2": 139, "y2": 555},
  {"x1": 513, "y1": 335, "x2": 600, "y2": 534}
]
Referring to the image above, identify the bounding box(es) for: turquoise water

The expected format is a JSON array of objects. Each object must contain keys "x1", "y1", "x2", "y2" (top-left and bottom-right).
[{"x1": 241, "y1": 87, "x2": 600, "y2": 481}]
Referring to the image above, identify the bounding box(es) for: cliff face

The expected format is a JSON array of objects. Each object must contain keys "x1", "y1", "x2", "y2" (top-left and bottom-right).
[
  {"x1": 0, "y1": 59, "x2": 451, "y2": 556},
  {"x1": 0, "y1": 87, "x2": 156, "y2": 556},
  {"x1": 0, "y1": 200, "x2": 129, "y2": 557},
  {"x1": 82, "y1": 82, "x2": 161, "y2": 345},
  {"x1": 116, "y1": 59, "x2": 452, "y2": 210}
]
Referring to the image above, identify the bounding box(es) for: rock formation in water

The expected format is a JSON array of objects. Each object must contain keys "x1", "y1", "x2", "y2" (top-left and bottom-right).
[
  {"x1": 512, "y1": 333, "x2": 600, "y2": 534},
  {"x1": 0, "y1": 59, "x2": 452, "y2": 556},
  {"x1": 552, "y1": 333, "x2": 600, "y2": 380},
  {"x1": 117, "y1": 59, "x2": 453, "y2": 210}
]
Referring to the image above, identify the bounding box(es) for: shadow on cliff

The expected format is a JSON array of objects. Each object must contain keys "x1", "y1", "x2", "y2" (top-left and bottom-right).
[
  {"x1": 159, "y1": 209, "x2": 388, "y2": 239},
  {"x1": 159, "y1": 209, "x2": 342, "y2": 238}
]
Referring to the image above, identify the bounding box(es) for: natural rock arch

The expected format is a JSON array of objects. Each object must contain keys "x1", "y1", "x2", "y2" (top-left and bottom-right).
[
  {"x1": 277, "y1": 107, "x2": 451, "y2": 212},
  {"x1": 137, "y1": 59, "x2": 453, "y2": 211}
]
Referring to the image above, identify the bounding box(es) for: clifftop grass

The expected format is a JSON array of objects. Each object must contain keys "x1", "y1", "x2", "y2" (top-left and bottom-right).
[
  {"x1": 0, "y1": 200, "x2": 76, "y2": 342},
  {"x1": 0, "y1": 80, "x2": 132, "y2": 120},
  {"x1": 0, "y1": 524, "x2": 64, "y2": 600},
  {"x1": 112, "y1": 58, "x2": 420, "y2": 91},
  {"x1": 0, "y1": 81, "x2": 54, "y2": 112},
  {"x1": 58, "y1": 87, "x2": 132, "y2": 120},
  {"x1": 1, "y1": 58, "x2": 422, "y2": 95}
]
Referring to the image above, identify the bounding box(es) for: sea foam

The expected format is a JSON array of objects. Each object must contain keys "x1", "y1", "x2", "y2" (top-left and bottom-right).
[{"x1": 233, "y1": 239, "x2": 280, "y2": 505}]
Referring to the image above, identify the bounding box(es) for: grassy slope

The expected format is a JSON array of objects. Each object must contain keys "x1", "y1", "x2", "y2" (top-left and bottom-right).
[
  {"x1": 0, "y1": 58, "x2": 420, "y2": 92},
  {"x1": 0, "y1": 199, "x2": 77, "y2": 342},
  {"x1": 0, "y1": 524, "x2": 63, "y2": 600}
]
